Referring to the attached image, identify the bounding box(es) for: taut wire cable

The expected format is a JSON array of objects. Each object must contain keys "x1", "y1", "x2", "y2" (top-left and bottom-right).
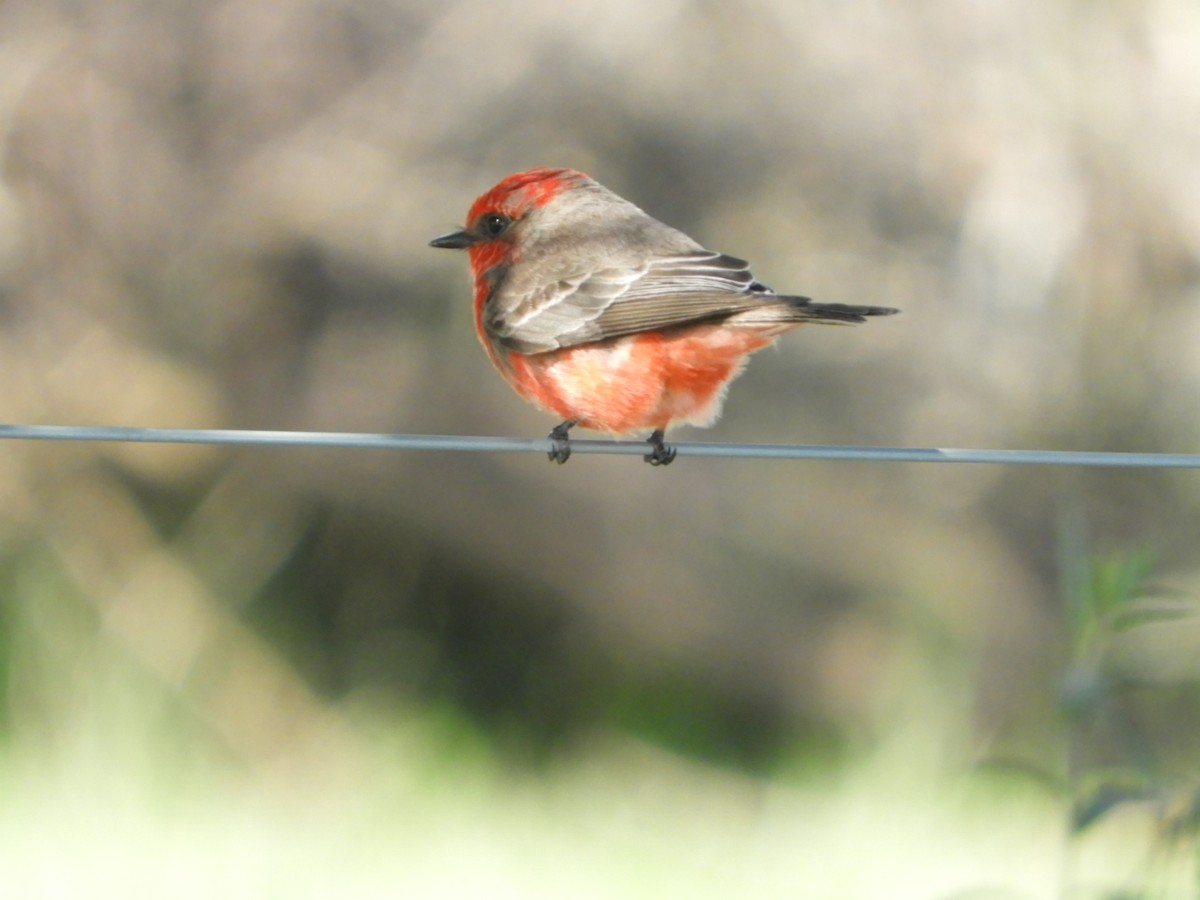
[{"x1": 1, "y1": 423, "x2": 1198, "y2": 468}]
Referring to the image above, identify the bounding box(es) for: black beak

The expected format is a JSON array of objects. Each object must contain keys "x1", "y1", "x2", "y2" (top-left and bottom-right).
[{"x1": 429, "y1": 228, "x2": 477, "y2": 250}]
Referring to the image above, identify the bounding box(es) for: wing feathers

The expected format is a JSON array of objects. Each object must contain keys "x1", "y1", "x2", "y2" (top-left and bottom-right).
[{"x1": 486, "y1": 250, "x2": 897, "y2": 354}]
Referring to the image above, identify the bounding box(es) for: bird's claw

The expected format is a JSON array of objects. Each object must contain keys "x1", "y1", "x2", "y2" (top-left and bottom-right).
[
  {"x1": 643, "y1": 430, "x2": 676, "y2": 466},
  {"x1": 547, "y1": 420, "x2": 577, "y2": 464}
]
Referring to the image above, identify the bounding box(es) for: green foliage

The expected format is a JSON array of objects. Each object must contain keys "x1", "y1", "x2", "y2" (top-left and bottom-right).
[
  {"x1": 1066, "y1": 549, "x2": 1157, "y2": 667},
  {"x1": 1056, "y1": 546, "x2": 1200, "y2": 895}
]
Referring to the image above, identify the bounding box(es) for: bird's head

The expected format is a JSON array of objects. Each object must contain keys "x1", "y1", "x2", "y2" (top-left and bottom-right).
[{"x1": 430, "y1": 168, "x2": 592, "y2": 268}]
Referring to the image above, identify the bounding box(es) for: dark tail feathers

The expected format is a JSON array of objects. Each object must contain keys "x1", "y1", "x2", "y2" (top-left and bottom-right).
[{"x1": 782, "y1": 297, "x2": 900, "y2": 324}]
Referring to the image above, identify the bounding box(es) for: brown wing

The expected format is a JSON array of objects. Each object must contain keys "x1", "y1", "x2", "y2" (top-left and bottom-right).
[{"x1": 483, "y1": 251, "x2": 896, "y2": 354}]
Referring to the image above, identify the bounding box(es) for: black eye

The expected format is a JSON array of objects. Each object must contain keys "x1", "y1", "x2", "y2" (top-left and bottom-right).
[{"x1": 478, "y1": 213, "x2": 511, "y2": 238}]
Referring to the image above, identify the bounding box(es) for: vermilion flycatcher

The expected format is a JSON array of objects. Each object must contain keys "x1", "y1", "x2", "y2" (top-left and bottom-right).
[{"x1": 431, "y1": 167, "x2": 897, "y2": 465}]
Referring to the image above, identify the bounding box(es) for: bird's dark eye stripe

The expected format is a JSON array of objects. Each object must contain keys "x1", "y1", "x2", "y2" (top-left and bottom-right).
[{"x1": 478, "y1": 213, "x2": 511, "y2": 237}]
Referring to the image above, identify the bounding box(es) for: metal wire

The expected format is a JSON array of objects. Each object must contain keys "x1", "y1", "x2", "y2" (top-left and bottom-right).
[{"x1": 2, "y1": 422, "x2": 1199, "y2": 467}]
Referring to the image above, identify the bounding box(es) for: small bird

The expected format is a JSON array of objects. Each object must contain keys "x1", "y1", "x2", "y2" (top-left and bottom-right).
[{"x1": 431, "y1": 167, "x2": 897, "y2": 465}]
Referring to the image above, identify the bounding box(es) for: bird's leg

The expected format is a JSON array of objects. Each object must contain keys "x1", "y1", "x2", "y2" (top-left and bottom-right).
[
  {"x1": 547, "y1": 419, "x2": 578, "y2": 464},
  {"x1": 643, "y1": 429, "x2": 677, "y2": 466}
]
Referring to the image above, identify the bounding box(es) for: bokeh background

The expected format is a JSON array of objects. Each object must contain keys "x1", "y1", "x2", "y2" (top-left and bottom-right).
[{"x1": 1, "y1": 1, "x2": 1199, "y2": 896}]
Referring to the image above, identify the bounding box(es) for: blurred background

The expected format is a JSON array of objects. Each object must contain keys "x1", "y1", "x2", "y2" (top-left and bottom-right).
[{"x1": 1, "y1": 1, "x2": 1199, "y2": 896}]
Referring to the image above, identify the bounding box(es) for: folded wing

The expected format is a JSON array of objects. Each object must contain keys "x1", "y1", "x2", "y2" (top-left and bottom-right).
[{"x1": 484, "y1": 251, "x2": 897, "y2": 354}]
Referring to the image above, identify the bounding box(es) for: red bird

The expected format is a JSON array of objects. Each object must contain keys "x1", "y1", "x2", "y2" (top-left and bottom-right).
[{"x1": 431, "y1": 168, "x2": 897, "y2": 465}]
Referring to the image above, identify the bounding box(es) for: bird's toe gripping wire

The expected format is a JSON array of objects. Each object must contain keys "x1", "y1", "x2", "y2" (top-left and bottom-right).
[
  {"x1": 547, "y1": 420, "x2": 578, "y2": 464},
  {"x1": 643, "y1": 429, "x2": 677, "y2": 466}
]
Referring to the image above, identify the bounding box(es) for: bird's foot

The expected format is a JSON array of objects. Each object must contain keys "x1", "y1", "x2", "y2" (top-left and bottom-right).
[
  {"x1": 547, "y1": 420, "x2": 578, "y2": 464},
  {"x1": 643, "y1": 429, "x2": 677, "y2": 466}
]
